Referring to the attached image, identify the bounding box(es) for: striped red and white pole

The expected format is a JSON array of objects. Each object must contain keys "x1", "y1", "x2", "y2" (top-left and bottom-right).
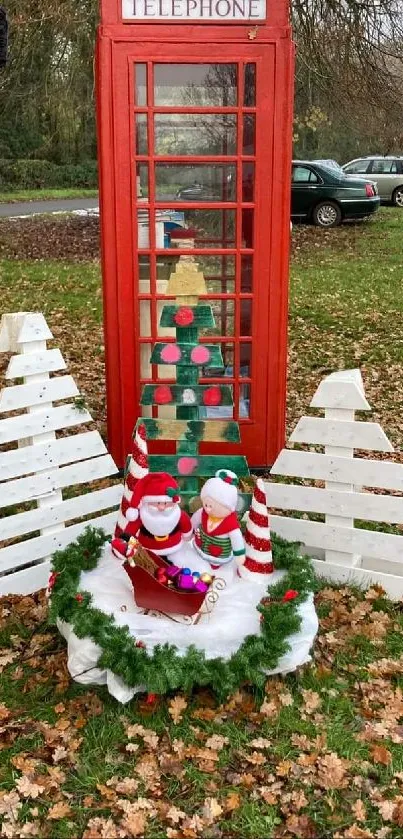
[
  {"x1": 114, "y1": 423, "x2": 148, "y2": 539},
  {"x1": 238, "y1": 478, "x2": 274, "y2": 580}
]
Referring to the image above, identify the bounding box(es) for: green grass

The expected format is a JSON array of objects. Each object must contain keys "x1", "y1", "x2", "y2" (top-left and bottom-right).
[
  {"x1": 0, "y1": 188, "x2": 98, "y2": 203},
  {"x1": 0, "y1": 260, "x2": 102, "y2": 319}
]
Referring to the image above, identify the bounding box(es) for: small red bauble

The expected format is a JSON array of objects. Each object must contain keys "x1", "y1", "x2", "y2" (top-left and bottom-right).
[
  {"x1": 203, "y1": 386, "x2": 222, "y2": 406},
  {"x1": 136, "y1": 640, "x2": 146, "y2": 648},
  {"x1": 174, "y1": 307, "x2": 195, "y2": 326},
  {"x1": 75, "y1": 593, "x2": 84, "y2": 603},
  {"x1": 283, "y1": 590, "x2": 299, "y2": 602},
  {"x1": 146, "y1": 693, "x2": 157, "y2": 704},
  {"x1": 154, "y1": 385, "x2": 173, "y2": 405}
]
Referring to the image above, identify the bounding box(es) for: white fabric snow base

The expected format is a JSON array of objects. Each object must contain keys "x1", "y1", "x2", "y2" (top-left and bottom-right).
[{"x1": 58, "y1": 543, "x2": 319, "y2": 704}]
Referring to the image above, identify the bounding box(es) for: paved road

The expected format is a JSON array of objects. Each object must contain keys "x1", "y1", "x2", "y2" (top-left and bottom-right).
[{"x1": 0, "y1": 197, "x2": 99, "y2": 218}]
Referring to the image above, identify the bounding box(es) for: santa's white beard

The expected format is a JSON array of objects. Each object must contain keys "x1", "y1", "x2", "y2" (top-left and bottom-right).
[{"x1": 140, "y1": 503, "x2": 181, "y2": 536}]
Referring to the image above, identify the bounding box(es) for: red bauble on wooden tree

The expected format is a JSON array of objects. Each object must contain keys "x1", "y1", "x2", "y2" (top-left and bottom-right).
[
  {"x1": 174, "y1": 307, "x2": 195, "y2": 326},
  {"x1": 203, "y1": 386, "x2": 222, "y2": 406},
  {"x1": 154, "y1": 385, "x2": 173, "y2": 405}
]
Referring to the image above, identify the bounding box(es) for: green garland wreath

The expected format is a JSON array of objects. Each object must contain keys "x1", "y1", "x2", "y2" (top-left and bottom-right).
[{"x1": 48, "y1": 528, "x2": 317, "y2": 699}]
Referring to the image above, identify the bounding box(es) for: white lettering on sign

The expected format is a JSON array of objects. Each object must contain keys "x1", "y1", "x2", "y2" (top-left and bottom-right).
[{"x1": 122, "y1": 0, "x2": 266, "y2": 20}]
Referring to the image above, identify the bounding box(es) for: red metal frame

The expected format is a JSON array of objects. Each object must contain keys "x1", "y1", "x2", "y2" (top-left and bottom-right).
[{"x1": 97, "y1": 8, "x2": 294, "y2": 469}]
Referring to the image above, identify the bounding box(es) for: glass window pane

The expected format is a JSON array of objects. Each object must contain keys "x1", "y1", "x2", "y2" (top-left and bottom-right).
[
  {"x1": 201, "y1": 299, "x2": 235, "y2": 336},
  {"x1": 135, "y1": 114, "x2": 148, "y2": 154},
  {"x1": 154, "y1": 63, "x2": 238, "y2": 107},
  {"x1": 244, "y1": 64, "x2": 256, "y2": 106},
  {"x1": 156, "y1": 164, "x2": 236, "y2": 202},
  {"x1": 138, "y1": 256, "x2": 150, "y2": 292},
  {"x1": 137, "y1": 163, "x2": 149, "y2": 199},
  {"x1": 138, "y1": 209, "x2": 150, "y2": 248},
  {"x1": 243, "y1": 114, "x2": 255, "y2": 155},
  {"x1": 138, "y1": 211, "x2": 166, "y2": 248},
  {"x1": 240, "y1": 342, "x2": 251, "y2": 377},
  {"x1": 242, "y1": 209, "x2": 253, "y2": 248},
  {"x1": 241, "y1": 299, "x2": 252, "y2": 335},
  {"x1": 242, "y1": 162, "x2": 254, "y2": 202},
  {"x1": 241, "y1": 255, "x2": 252, "y2": 292},
  {"x1": 204, "y1": 342, "x2": 234, "y2": 377},
  {"x1": 239, "y1": 383, "x2": 251, "y2": 418},
  {"x1": 154, "y1": 114, "x2": 237, "y2": 156},
  {"x1": 159, "y1": 209, "x2": 236, "y2": 249},
  {"x1": 139, "y1": 300, "x2": 151, "y2": 336},
  {"x1": 135, "y1": 64, "x2": 147, "y2": 107},
  {"x1": 140, "y1": 343, "x2": 152, "y2": 378}
]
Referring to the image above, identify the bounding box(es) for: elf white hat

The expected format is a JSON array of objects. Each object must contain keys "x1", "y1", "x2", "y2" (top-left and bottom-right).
[
  {"x1": 126, "y1": 472, "x2": 181, "y2": 521},
  {"x1": 201, "y1": 469, "x2": 239, "y2": 512}
]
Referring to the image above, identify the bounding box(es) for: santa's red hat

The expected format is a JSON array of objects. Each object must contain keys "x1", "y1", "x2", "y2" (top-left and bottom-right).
[{"x1": 126, "y1": 472, "x2": 181, "y2": 521}]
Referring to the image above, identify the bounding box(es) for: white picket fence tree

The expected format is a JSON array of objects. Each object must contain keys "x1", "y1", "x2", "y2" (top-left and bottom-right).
[
  {"x1": 266, "y1": 369, "x2": 403, "y2": 599},
  {"x1": 0, "y1": 313, "x2": 122, "y2": 595}
]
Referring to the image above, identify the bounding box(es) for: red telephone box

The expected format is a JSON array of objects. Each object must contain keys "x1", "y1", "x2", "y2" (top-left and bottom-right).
[{"x1": 96, "y1": 0, "x2": 294, "y2": 469}]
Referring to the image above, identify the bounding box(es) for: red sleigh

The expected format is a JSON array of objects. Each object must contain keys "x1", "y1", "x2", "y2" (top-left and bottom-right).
[{"x1": 123, "y1": 549, "x2": 208, "y2": 617}]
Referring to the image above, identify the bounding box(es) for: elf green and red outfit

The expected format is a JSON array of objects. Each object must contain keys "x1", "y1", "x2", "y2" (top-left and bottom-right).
[{"x1": 192, "y1": 508, "x2": 245, "y2": 567}]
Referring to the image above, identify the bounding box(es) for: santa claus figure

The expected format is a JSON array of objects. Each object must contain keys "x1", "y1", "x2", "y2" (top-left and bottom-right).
[
  {"x1": 191, "y1": 470, "x2": 245, "y2": 568},
  {"x1": 111, "y1": 472, "x2": 193, "y2": 559}
]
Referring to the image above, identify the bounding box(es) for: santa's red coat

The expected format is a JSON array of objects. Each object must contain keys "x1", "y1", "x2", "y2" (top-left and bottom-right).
[{"x1": 125, "y1": 509, "x2": 192, "y2": 555}]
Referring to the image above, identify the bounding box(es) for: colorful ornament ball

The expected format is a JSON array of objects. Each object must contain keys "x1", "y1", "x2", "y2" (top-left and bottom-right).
[
  {"x1": 190, "y1": 345, "x2": 211, "y2": 364},
  {"x1": 154, "y1": 385, "x2": 173, "y2": 404},
  {"x1": 161, "y1": 343, "x2": 182, "y2": 363},
  {"x1": 177, "y1": 456, "x2": 198, "y2": 475},
  {"x1": 174, "y1": 307, "x2": 195, "y2": 326},
  {"x1": 203, "y1": 386, "x2": 222, "y2": 406}
]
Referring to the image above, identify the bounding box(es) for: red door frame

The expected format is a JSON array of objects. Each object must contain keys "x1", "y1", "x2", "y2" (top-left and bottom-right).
[{"x1": 96, "y1": 12, "x2": 294, "y2": 469}]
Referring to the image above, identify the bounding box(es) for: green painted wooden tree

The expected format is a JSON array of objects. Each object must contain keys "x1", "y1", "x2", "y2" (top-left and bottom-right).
[{"x1": 137, "y1": 254, "x2": 250, "y2": 509}]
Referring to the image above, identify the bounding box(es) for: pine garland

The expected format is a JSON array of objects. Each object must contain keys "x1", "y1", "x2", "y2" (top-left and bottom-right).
[{"x1": 48, "y1": 527, "x2": 317, "y2": 699}]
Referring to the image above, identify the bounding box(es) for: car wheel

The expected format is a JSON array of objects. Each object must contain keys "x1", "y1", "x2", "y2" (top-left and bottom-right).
[
  {"x1": 392, "y1": 186, "x2": 403, "y2": 207},
  {"x1": 312, "y1": 201, "x2": 342, "y2": 227}
]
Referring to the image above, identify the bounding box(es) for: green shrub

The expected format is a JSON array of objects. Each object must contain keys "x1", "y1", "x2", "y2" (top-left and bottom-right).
[{"x1": 0, "y1": 159, "x2": 98, "y2": 190}]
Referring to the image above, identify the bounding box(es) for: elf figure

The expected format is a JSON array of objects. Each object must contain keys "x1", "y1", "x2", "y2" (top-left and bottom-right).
[
  {"x1": 191, "y1": 470, "x2": 245, "y2": 568},
  {"x1": 111, "y1": 472, "x2": 193, "y2": 559}
]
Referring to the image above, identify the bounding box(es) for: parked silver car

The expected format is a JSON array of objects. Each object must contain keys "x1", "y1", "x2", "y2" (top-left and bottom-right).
[{"x1": 342, "y1": 156, "x2": 403, "y2": 206}]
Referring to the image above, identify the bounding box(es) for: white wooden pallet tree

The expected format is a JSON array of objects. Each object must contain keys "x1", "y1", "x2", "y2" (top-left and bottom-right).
[
  {"x1": 0, "y1": 312, "x2": 122, "y2": 596},
  {"x1": 266, "y1": 369, "x2": 403, "y2": 600}
]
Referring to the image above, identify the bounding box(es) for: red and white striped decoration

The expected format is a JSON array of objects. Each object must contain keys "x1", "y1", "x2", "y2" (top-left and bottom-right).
[
  {"x1": 114, "y1": 424, "x2": 148, "y2": 538},
  {"x1": 238, "y1": 478, "x2": 274, "y2": 580}
]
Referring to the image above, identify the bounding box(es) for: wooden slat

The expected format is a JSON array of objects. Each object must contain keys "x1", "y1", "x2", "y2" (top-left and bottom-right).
[
  {"x1": 140, "y1": 384, "x2": 233, "y2": 406},
  {"x1": 0, "y1": 511, "x2": 116, "y2": 575},
  {"x1": 290, "y1": 416, "x2": 393, "y2": 452},
  {"x1": 150, "y1": 343, "x2": 224, "y2": 368},
  {"x1": 0, "y1": 431, "x2": 108, "y2": 481},
  {"x1": 6, "y1": 349, "x2": 66, "y2": 379},
  {"x1": 148, "y1": 454, "x2": 249, "y2": 477},
  {"x1": 0, "y1": 404, "x2": 92, "y2": 445},
  {"x1": 0, "y1": 559, "x2": 51, "y2": 596},
  {"x1": 0, "y1": 454, "x2": 118, "y2": 508},
  {"x1": 270, "y1": 514, "x2": 403, "y2": 565},
  {"x1": 0, "y1": 375, "x2": 79, "y2": 413},
  {"x1": 310, "y1": 558, "x2": 403, "y2": 601},
  {"x1": 1, "y1": 485, "x2": 122, "y2": 542},
  {"x1": 159, "y1": 305, "x2": 215, "y2": 329},
  {"x1": 271, "y1": 449, "x2": 403, "y2": 492},
  {"x1": 267, "y1": 482, "x2": 403, "y2": 525},
  {"x1": 139, "y1": 418, "x2": 240, "y2": 443}
]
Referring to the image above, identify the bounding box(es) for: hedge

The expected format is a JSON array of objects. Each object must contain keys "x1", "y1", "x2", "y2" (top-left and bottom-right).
[{"x1": 0, "y1": 159, "x2": 98, "y2": 190}]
